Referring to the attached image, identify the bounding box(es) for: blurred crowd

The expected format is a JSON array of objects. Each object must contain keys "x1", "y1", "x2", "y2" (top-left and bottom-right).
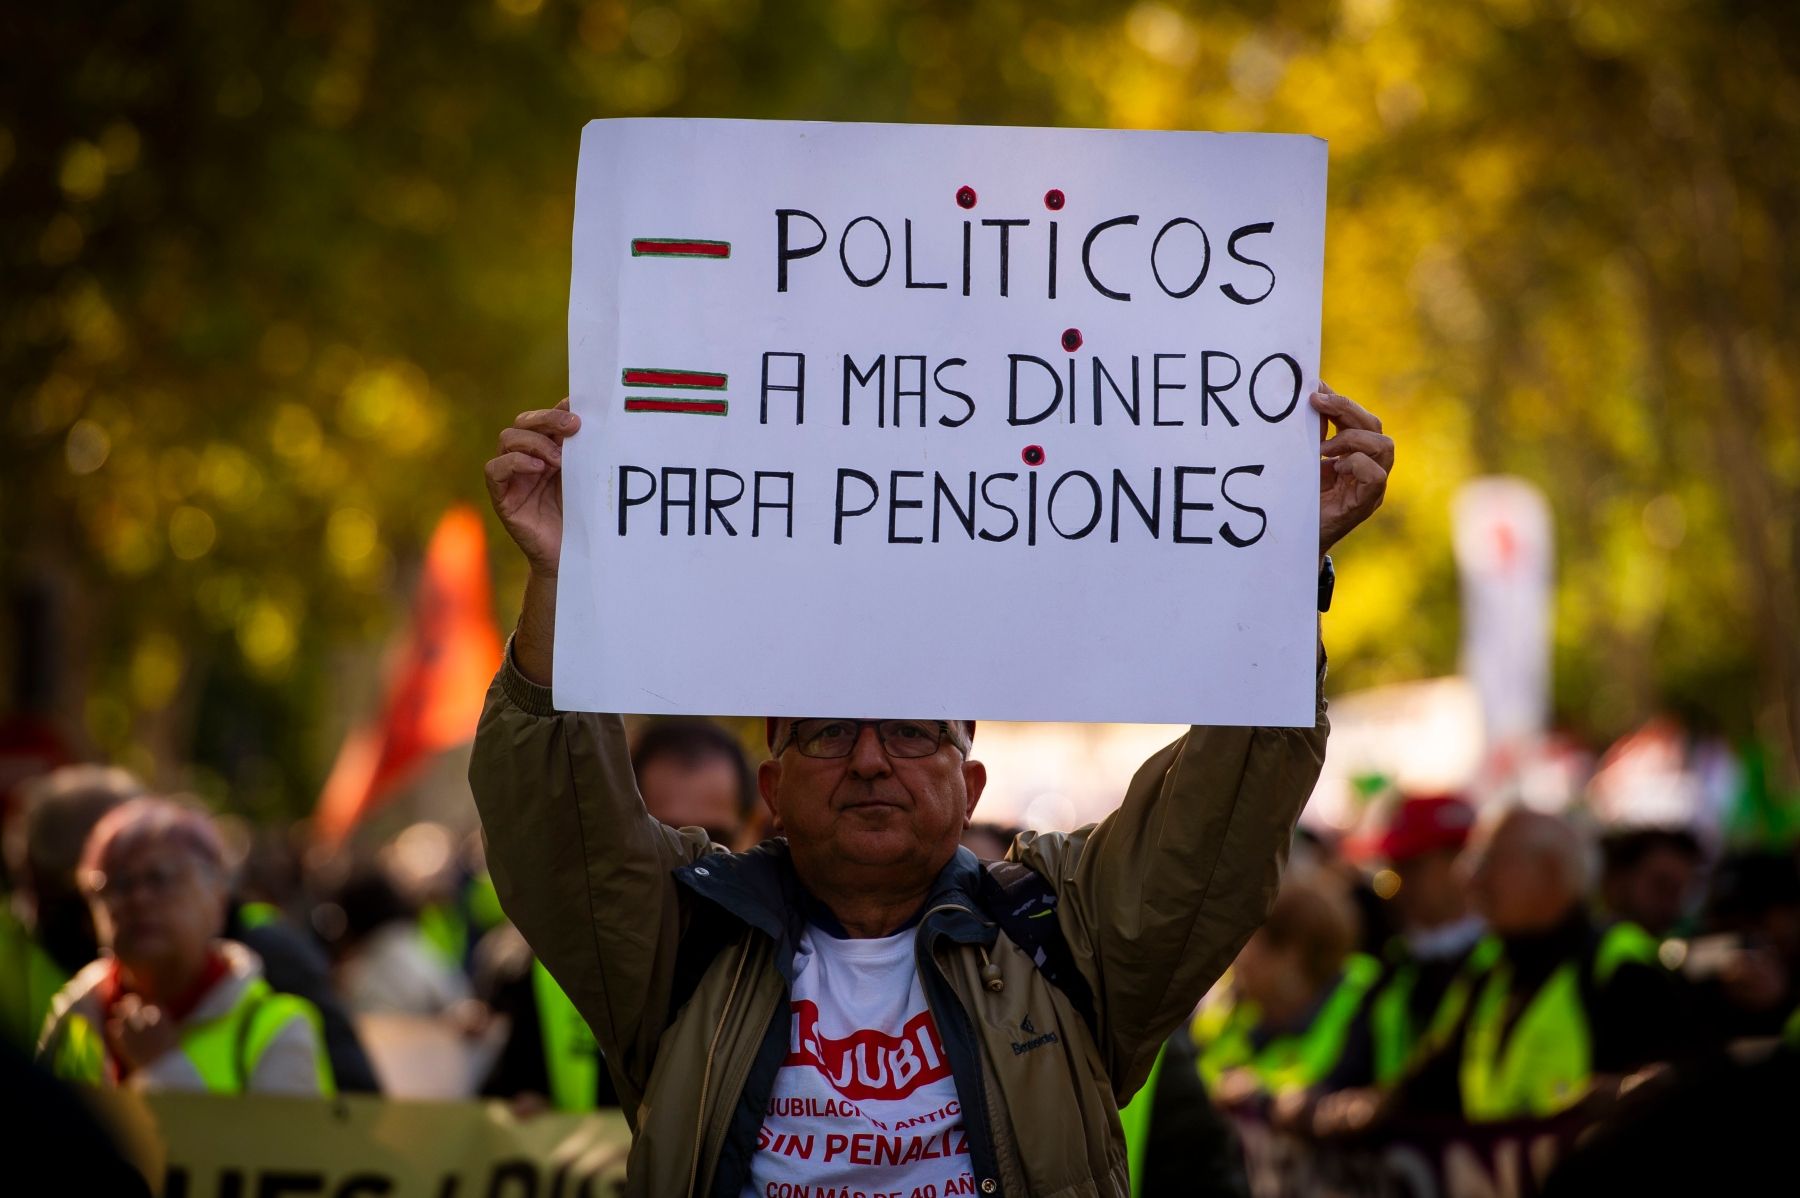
[
  {"x1": 3, "y1": 715, "x2": 1797, "y2": 1194},
  {"x1": 0, "y1": 718, "x2": 767, "y2": 1111}
]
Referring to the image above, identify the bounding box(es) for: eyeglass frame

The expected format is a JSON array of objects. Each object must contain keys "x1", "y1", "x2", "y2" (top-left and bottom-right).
[
  {"x1": 772, "y1": 718, "x2": 971, "y2": 760},
  {"x1": 81, "y1": 856, "x2": 212, "y2": 906}
]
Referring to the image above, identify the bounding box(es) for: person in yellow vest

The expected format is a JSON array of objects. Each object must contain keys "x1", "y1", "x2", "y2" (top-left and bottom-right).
[
  {"x1": 1117, "y1": 1031, "x2": 1251, "y2": 1198},
  {"x1": 1598, "y1": 826, "x2": 1702, "y2": 940},
  {"x1": 1192, "y1": 880, "x2": 1381, "y2": 1105},
  {"x1": 1378, "y1": 808, "x2": 1691, "y2": 1122},
  {"x1": 1325, "y1": 793, "x2": 1486, "y2": 1090},
  {"x1": 1, "y1": 766, "x2": 142, "y2": 1052},
  {"x1": 36, "y1": 797, "x2": 333, "y2": 1095}
]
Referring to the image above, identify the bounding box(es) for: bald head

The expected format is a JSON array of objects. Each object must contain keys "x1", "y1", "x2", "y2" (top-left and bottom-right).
[{"x1": 1470, "y1": 808, "x2": 1589, "y2": 935}]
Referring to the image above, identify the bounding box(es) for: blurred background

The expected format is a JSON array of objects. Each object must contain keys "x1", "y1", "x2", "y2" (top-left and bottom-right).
[
  {"x1": 5, "y1": 4, "x2": 1800, "y2": 1192},
  {"x1": 4, "y1": 0, "x2": 1796, "y2": 834}
]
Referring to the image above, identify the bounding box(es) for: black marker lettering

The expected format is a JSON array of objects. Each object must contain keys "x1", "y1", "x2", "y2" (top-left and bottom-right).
[
  {"x1": 1152, "y1": 353, "x2": 1186, "y2": 426},
  {"x1": 1110, "y1": 468, "x2": 1162, "y2": 542},
  {"x1": 904, "y1": 219, "x2": 947, "y2": 289},
  {"x1": 934, "y1": 358, "x2": 974, "y2": 428},
  {"x1": 1250, "y1": 352, "x2": 1303, "y2": 422},
  {"x1": 1082, "y1": 215, "x2": 1139, "y2": 301},
  {"x1": 1221, "y1": 221, "x2": 1276, "y2": 304},
  {"x1": 894, "y1": 355, "x2": 927, "y2": 427},
  {"x1": 775, "y1": 209, "x2": 826, "y2": 292},
  {"x1": 981, "y1": 219, "x2": 1029, "y2": 297},
  {"x1": 1008, "y1": 354, "x2": 1064, "y2": 425},
  {"x1": 843, "y1": 354, "x2": 886, "y2": 427},
  {"x1": 1173, "y1": 466, "x2": 1217, "y2": 544},
  {"x1": 1151, "y1": 218, "x2": 1211, "y2": 298},
  {"x1": 888, "y1": 470, "x2": 925, "y2": 544},
  {"x1": 1048, "y1": 471, "x2": 1102, "y2": 539},
  {"x1": 980, "y1": 473, "x2": 1019, "y2": 542},
  {"x1": 660, "y1": 467, "x2": 697, "y2": 537},
  {"x1": 1027, "y1": 469, "x2": 1040, "y2": 546},
  {"x1": 839, "y1": 215, "x2": 892, "y2": 287},
  {"x1": 618, "y1": 465, "x2": 655, "y2": 535},
  {"x1": 1093, "y1": 356, "x2": 1140, "y2": 425},
  {"x1": 1220, "y1": 464, "x2": 1267, "y2": 547},
  {"x1": 933, "y1": 472, "x2": 978, "y2": 541},
  {"x1": 1200, "y1": 350, "x2": 1242, "y2": 427},
  {"x1": 703, "y1": 468, "x2": 743, "y2": 536},
  {"x1": 760, "y1": 351, "x2": 806, "y2": 424},
  {"x1": 834, "y1": 469, "x2": 879, "y2": 545},
  {"x1": 753, "y1": 471, "x2": 795, "y2": 538}
]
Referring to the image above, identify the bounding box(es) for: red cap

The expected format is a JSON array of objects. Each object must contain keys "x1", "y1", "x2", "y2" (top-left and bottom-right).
[
  {"x1": 1376, "y1": 794, "x2": 1477, "y2": 862},
  {"x1": 765, "y1": 719, "x2": 976, "y2": 754}
]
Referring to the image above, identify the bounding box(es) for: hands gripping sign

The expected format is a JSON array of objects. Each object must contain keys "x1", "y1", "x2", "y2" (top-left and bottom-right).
[{"x1": 559, "y1": 118, "x2": 1329, "y2": 726}]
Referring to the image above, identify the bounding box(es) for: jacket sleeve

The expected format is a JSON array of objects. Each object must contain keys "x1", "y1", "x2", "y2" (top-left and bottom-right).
[
  {"x1": 1011, "y1": 651, "x2": 1329, "y2": 1102},
  {"x1": 467, "y1": 642, "x2": 718, "y2": 1114}
]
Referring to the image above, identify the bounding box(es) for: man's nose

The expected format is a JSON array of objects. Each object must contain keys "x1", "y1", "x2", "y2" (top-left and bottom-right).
[{"x1": 846, "y1": 724, "x2": 893, "y2": 778}]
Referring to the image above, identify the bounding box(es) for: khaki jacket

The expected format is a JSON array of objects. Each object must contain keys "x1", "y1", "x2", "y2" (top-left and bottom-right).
[{"x1": 470, "y1": 652, "x2": 1327, "y2": 1197}]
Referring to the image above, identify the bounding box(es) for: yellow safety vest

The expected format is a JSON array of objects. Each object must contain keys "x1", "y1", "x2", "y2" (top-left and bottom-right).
[
  {"x1": 1117, "y1": 1043, "x2": 1167, "y2": 1198},
  {"x1": 420, "y1": 873, "x2": 506, "y2": 971},
  {"x1": 0, "y1": 906, "x2": 68, "y2": 1053},
  {"x1": 1192, "y1": 953, "x2": 1383, "y2": 1095},
  {"x1": 1458, "y1": 922, "x2": 1659, "y2": 1121},
  {"x1": 1367, "y1": 935, "x2": 1495, "y2": 1086},
  {"x1": 50, "y1": 976, "x2": 335, "y2": 1096},
  {"x1": 532, "y1": 958, "x2": 602, "y2": 1112}
]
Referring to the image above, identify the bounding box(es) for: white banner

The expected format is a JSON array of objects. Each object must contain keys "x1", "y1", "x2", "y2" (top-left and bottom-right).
[
  {"x1": 1453, "y1": 476, "x2": 1554, "y2": 756},
  {"x1": 559, "y1": 118, "x2": 1326, "y2": 725}
]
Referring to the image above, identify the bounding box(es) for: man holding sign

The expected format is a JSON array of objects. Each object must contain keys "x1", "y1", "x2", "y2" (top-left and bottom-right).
[{"x1": 472, "y1": 120, "x2": 1392, "y2": 1197}]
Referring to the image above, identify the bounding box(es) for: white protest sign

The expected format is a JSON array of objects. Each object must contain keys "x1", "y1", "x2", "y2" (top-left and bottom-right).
[{"x1": 558, "y1": 118, "x2": 1325, "y2": 726}]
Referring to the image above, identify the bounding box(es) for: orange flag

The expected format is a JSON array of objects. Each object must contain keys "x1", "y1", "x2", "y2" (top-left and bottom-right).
[{"x1": 315, "y1": 505, "x2": 504, "y2": 845}]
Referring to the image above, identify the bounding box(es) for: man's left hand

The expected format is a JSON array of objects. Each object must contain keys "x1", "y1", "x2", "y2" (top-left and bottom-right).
[{"x1": 1313, "y1": 382, "x2": 1394, "y2": 554}]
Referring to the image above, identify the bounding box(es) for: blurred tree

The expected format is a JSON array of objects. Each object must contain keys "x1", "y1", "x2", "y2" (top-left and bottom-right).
[{"x1": 2, "y1": 0, "x2": 1795, "y2": 812}]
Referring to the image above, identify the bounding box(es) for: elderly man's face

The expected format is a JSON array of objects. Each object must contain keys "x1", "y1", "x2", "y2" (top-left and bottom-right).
[
  {"x1": 1467, "y1": 819, "x2": 1573, "y2": 936},
  {"x1": 759, "y1": 721, "x2": 986, "y2": 899},
  {"x1": 90, "y1": 836, "x2": 226, "y2": 969}
]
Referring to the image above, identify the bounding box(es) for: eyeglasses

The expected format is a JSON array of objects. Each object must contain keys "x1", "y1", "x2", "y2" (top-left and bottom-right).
[
  {"x1": 83, "y1": 861, "x2": 196, "y2": 905},
  {"x1": 777, "y1": 719, "x2": 961, "y2": 760}
]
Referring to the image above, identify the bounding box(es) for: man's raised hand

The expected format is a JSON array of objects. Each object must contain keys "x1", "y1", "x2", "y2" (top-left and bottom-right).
[
  {"x1": 485, "y1": 399, "x2": 580, "y2": 578},
  {"x1": 1313, "y1": 382, "x2": 1394, "y2": 554}
]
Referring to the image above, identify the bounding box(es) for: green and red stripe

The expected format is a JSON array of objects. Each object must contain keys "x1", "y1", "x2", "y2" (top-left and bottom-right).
[
  {"x1": 630, "y1": 238, "x2": 730, "y2": 259},
  {"x1": 621, "y1": 367, "x2": 727, "y2": 390},
  {"x1": 624, "y1": 397, "x2": 728, "y2": 416}
]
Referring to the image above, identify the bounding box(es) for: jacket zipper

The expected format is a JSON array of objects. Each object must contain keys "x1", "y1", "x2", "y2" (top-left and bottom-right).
[
  {"x1": 917, "y1": 902, "x2": 1005, "y2": 1198},
  {"x1": 688, "y1": 935, "x2": 753, "y2": 1197}
]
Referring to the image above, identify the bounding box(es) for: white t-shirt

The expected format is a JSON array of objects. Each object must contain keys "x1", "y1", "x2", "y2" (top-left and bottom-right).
[{"x1": 743, "y1": 925, "x2": 974, "y2": 1198}]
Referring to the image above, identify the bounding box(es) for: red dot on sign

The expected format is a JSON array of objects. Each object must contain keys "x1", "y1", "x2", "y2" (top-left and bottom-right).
[
  {"x1": 1044, "y1": 189, "x2": 1065, "y2": 211},
  {"x1": 1021, "y1": 445, "x2": 1046, "y2": 467},
  {"x1": 1061, "y1": 327, "x2": 1083, "y2": 352},
  {"x1": 956, "y1": 185, "x2": 978, "y2": 209}
]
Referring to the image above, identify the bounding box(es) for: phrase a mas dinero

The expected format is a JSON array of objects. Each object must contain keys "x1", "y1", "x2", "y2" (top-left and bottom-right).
[{"x1": 614, "y1": 346, "x2": 1298, "y2": 549}]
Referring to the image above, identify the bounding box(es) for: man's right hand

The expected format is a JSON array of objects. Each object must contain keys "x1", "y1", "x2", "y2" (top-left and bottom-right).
[{"x1": 484, "y1": 399, "x2": 581, "y2": 579}]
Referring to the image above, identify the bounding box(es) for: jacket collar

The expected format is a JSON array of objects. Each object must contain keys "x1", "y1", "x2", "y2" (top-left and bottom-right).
[{"x1": 672, "y1": 841, "x2": 996, "y2": 976}]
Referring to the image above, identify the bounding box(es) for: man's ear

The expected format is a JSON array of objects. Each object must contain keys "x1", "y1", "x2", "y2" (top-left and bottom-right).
[
  {"x1": 757, "y1": 759, "x2": 784, "y2": 832},
  {"x1": 960, "y1": 758, "x2": 987, "y2": 826}
]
